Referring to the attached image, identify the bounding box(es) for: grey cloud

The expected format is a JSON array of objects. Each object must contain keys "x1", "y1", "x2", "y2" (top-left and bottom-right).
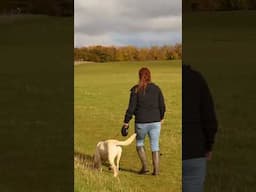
[
  {"x1": 119, "y1": 0, "x2": 181, "y2": 18},
  {"x1": 75, "y1": 16, "x2": 181, "y2": 36},
  {"x1": 75, "y1": 0, "x2": 181, "y2": 46}
]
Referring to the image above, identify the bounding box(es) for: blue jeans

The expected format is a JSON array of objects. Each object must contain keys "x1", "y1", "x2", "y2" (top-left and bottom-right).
[
  {"x1": 182, "y1": 158, "x2": 207, "y2": 192},
  {"x1": 135, "y1": 122, "x2": 161, "y2": 152}
]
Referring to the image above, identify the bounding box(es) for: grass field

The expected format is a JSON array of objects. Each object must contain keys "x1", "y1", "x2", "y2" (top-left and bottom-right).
[
  {"x1": 183, "y1": 11, "x2": 256, "y2": 192},
  {"x1": 74, "y1": 60, "x2": 181, "y2": 192}
]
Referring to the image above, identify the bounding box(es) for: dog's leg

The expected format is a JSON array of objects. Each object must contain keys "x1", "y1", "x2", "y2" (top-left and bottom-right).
[
  {"x1": 98, "y1": 158, "x2": 102, "y2": 172},
  {"x1": 109, "y1": 159, "x2": 117, "y2": 177},
  {"x1": 116, "y1": 147, "x2": 122, "y2": 174},
  {"x1": 108, "y1": 149, "x2": 118, "y2": 177},
  {"x1": 93, "y1": 150, "x2": 102, "y2": 170}
]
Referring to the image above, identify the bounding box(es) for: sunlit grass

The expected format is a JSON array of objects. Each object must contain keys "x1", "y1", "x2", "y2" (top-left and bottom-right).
[{"x1": 74, "y1": 60, "x2": 181, "y2": 192}]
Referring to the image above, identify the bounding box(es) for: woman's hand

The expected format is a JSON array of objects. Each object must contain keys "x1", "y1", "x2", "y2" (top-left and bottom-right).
[
  {"x1": 160, "y1": 119, "x2": 164, "y2": 124},
  {"x1": 123, "y1": 123, "x2": 129, "y2": 128}
]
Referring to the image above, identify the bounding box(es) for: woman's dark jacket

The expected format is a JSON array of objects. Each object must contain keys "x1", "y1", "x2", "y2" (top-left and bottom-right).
[
  {"x1": 124, "y1": 83, "x2": 165, "y2": 124},
  {"x1": 182, "y1": 65, "x2": 218, "y2": 160}
]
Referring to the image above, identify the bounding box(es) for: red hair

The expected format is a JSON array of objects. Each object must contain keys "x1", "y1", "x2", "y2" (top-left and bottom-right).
[{"x1": 136, "y1": 67, "x2": 151, "y2": 93}]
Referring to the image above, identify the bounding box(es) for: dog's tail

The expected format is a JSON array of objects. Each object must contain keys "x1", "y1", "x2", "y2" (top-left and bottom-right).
[{"x1": 116, "y1": 133, "x2": 136, "y2": 146}]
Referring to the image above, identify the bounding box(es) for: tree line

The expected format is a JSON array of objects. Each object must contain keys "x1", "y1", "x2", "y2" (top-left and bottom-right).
[{"x1": 74, "y1": 44, "x2": 182, "y2": 62}]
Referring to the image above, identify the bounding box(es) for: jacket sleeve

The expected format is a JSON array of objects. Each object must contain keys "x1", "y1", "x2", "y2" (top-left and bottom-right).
[
  {"x1": 124, "y1": 87, "x2": 137, "y2": 123},
  {"x1": 200, "y1": 74, "x2": 218, "y2": 152},
  {"x1": 159, "y1": 89, "x2": 166, "y2": 120}
]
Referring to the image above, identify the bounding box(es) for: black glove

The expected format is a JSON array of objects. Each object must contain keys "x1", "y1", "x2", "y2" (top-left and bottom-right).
[{"x1": 121, "y1": 124, "x2": 129, "y2": 136}]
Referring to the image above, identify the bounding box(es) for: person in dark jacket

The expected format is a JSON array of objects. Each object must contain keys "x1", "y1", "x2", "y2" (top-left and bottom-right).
[
  {"x1": 123, "y1": 67, "x2": 166, "y2": 175},
  {"x1": 182, "y1": 64, "x2": 218, "y2": 192}
]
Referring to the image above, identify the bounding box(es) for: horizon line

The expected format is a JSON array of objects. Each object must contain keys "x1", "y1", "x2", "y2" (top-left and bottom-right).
[{"x1": 74, "y1": 43, "x2": 182, "y2": 49}]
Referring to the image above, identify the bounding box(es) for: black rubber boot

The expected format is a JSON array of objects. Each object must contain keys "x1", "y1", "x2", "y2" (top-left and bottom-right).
[
  {"x1": 152, "y1": 151, "x2": 160, "y2": 175},
  {"x1": 136, "y1": 146, "x2": 149, "y2": 174}
]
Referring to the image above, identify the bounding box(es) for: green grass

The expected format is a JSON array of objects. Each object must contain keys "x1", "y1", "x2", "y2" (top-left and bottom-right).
[
  {"x1": 183, "y1": 11, "x2": 256, "y2": 192},
  {"x1": 75, "y1": 60, "x2": 181, "y2": 192}
]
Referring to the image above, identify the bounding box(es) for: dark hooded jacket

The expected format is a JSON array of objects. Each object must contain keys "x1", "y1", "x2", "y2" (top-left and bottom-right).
[
  {"x1": 182, "y1": 65, "x2": 218, "y2": 160},
  {"x1": 124, "y1": 83, "x2": 165, "y2": 124}
]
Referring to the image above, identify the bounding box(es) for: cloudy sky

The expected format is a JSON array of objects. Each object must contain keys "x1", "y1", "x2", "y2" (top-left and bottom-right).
[{"x1": 75, "y1": 0, "x2": 181, "y2": 47}]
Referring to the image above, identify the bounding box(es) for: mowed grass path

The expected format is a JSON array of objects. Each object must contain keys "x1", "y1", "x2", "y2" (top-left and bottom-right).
[{"x1": 75, "y1": 60, "x2": 181, "y2": 192}]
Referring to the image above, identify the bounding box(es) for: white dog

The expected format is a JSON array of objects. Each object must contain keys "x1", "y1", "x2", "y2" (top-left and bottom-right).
[{"x1": 93, "y1": 133, "x2": 136, "y2": 177}]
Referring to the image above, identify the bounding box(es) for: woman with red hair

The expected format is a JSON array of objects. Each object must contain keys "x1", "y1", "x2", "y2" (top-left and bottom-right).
[{"x1": 123, "y1": 67, "x2": 166, "y2": 175}]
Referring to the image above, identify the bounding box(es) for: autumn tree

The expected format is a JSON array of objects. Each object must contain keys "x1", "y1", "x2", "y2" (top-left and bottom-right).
[{"x1": 74, "y1": 44, "x2": 182, "y2": 62}]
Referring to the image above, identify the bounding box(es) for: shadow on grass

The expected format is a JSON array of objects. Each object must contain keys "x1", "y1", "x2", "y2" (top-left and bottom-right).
[
  {"x1": 74, "y1": 151, "x2": 94, "y2": 169},
  {"x1": 74, "y1": 151, "x2": 111, "y2": 169},
  {"x1": 119, "y1": 167, "x2": 139, "y2": 174},
  {"x1": 74, "y1": 151, "x2": 144, "y2": 175}
]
